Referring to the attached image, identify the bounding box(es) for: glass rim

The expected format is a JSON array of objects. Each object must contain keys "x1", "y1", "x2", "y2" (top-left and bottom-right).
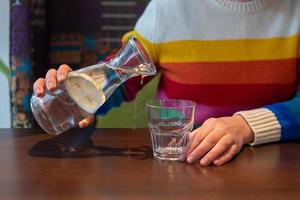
[
  {"x1": 128, "y1": 36, "x2": 156, "y2": 76},
  {"x1": 146, "y1": 99, "x2": 196, "y2": 109}
]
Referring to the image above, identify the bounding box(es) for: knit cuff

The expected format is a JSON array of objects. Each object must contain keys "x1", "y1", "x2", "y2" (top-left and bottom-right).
[{"x1": 234, "y1": 108, "x2": 281, "y2": 146}]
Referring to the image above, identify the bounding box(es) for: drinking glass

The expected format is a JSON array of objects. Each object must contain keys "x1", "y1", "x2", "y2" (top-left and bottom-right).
[{"x1": 146, "y1": 99, "x2": 196, "y2": 161}]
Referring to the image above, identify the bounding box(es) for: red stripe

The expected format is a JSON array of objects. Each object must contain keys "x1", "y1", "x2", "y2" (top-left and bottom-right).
[
  {"x1": 161, "y1": 58, "x2": 297, "y2": 84},
  {"x1": 160, "y1": 76, "x2": 296, "y2": 107}
]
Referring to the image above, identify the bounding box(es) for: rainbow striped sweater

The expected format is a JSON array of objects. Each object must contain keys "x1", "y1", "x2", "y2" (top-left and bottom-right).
[{"x1": 98, "y1": 0, "x2": 300, "y2": 145}]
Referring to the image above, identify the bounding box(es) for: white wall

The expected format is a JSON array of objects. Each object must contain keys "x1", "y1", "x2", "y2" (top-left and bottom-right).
[{"x1": 0, "y1": 0, "x2": 11, "y2": 128}]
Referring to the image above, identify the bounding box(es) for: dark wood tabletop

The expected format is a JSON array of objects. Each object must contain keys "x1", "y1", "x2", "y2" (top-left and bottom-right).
[{"x1": 0, "y1": 128, "x2": 300, "y2": 200}]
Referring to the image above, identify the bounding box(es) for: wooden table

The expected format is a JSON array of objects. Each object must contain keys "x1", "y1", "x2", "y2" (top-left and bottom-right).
[{"x1": 0, "y1": 128, "x2": 300, "y2": 200}]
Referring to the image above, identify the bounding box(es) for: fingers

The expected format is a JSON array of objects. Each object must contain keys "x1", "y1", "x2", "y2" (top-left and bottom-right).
[
  {"x1": 183, "y1": 129, "x2": 206, "y2": 161},
  {"x1": 33, "y1": 64, "x2": 72, "y2": 96},
  {"x1": 186, "y1": 129, "x2": 223, "y2": 164},
  {"x1": 57, "y1": 64, "x2": 72, "y2": 82},
  {"x1": 79, "y1": 115, "x2": 95, "y2": 128},
  {"x1": 33, "y1": 78, "x2": 46, "y2": 97},
  {"x1": 199, "y1": 135, "x2": 233, "y2": 166},
  {"x1": 213, "y1": 145, "x2": 239, "y2": 166},
  {"x1": 181, "y1": 117, "x2": 246, "y2": 166},
  {"x1": 45, "y1": 68, "x2": 58, "y2": 91},
  {"x1": 186, "y1": 121, "x2": 215, "y2": 155},
  {"x1": 178, "y1": 131, "x2": 199, "y2": 161},
  {"x1": 179, "y1": 119, "x2": 216, "y2": 162}
]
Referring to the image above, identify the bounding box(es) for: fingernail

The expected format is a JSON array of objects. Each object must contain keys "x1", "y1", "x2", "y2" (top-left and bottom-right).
[
  {"x1": 58, "y1": 74, "x2": 65, "y2": 81},
  {"x1": 35, "y1": 88, "x2": 41, "y2": 95},
  {"x1": 178, "y1": 154, "x2": 186, "y2": 161},
  {"x1": 200, "y1": 158, "x2": 209, "y2": 166},
  {"x1": 214, "y1": 160, "x2": 221, "y2": 166},
  {"x1": 80, "y1": 121, "x2": 87, "y2": 128},
  {"x1": 47, "y1": 81, "x2": 54, "y2": 90},
  {"x1": 187, "y1": 155, "x2": 194, "y2": 163}
]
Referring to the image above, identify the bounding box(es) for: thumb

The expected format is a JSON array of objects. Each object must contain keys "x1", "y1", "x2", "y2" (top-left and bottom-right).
[{"x1": 79, "y1": 115, "x2": 95, "y2": 128}]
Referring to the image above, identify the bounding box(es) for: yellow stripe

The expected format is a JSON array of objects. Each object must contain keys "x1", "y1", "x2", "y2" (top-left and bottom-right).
[{"x1": 123, "y1": 31, "x2": 300, "y2": 62}]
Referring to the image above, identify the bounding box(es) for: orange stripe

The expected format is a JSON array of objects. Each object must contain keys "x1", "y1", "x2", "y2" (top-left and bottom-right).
[{"x1": 161, "y1": 58, "x2": 297, "y2": 84}]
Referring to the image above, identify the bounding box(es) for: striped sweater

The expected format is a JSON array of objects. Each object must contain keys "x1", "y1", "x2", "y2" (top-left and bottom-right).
[{"x1": 98, "y1": 0, "x2": 300, "y2": 145}]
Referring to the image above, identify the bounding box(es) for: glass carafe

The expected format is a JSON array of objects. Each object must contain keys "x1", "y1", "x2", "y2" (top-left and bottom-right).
[{"x1": 30, "y1": 36, "x2": 156, "y2": 135}]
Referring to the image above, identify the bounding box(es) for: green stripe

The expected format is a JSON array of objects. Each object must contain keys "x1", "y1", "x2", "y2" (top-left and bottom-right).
[{"x1": 0, "y1": 58, "x2": 10, "y2": 79}]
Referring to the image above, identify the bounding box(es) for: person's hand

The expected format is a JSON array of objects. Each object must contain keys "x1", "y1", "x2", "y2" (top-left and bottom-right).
[
  {"x1": 33, "y1": 64, "x2": 94, "y2": 128},
  {"x1": 181, "y1": 116, "x2": 254, "y2": 166}
]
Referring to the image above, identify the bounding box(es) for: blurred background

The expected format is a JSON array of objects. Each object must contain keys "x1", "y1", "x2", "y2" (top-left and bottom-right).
[{"x1": 0, "y1": 0, "x2": 159, "y2": 129}]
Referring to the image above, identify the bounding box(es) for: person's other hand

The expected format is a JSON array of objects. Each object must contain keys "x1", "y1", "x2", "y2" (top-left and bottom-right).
[
  {"x1": 181, "y1": 116, "x2": 254, "y2": 166},
  {"x1": 32, "y1": 64, "x2": 94, "y2": 128}
]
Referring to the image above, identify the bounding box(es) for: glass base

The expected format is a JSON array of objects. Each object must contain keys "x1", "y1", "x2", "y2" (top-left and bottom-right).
[{"x1": 153, "y1": 147, "x2": 183, "y2": 161}]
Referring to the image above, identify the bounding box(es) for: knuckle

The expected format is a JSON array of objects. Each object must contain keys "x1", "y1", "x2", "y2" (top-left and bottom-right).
[
  {"x1": 205, "y1": 117, "x2": 217, "y2": 125},
  {"x1": 216, "y1": 124, "x2": 230, "y2": 132},
  {"x1": 46, "y1": 68, "x2": 57, "y2": 77},
  {"x1": 60, "y1": 64, "x2": 69, "y2": 68},
  {"x1": 207, "y1": 135, "x2": 219, "y2": 145},
  {"x1": 59, "y1": 64, "x2": 72, "y2": 71},
  {"x1": 36, "y1": 78, "x2": 45, "y2": 83},
  {"x1": 48, "y1": 68, "x2": 57, "y2": 73},
  {"x1": 33, "y1": 78, "x2": 44, "y2": 87},
  {"x1": 215, "y1": 120, "x2": 225, "y2": 127},
  {"x1": 222, "y1": 137, "x2": 233, "y2": 147},
  {"x1": 194, "y1": 131, "x2": 203, "y2": 141}
]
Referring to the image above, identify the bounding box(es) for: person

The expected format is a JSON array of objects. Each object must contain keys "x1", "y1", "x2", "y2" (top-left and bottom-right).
[{"x1": 33, "y1": 0, "x2": 300, "y2": 166}]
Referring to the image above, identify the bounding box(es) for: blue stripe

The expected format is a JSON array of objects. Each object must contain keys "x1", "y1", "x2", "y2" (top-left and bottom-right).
[{"x1": 266, "y1": 95, "x2": 300, "y2": 142}]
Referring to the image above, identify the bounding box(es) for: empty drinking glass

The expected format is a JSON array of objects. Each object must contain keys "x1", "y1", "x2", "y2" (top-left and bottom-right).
[{"x1": 146, "y1": 99, "x2": 196, "y2": 161}]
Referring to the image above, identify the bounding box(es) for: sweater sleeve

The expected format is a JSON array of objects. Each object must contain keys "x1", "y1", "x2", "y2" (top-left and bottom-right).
[
  {"x1": 96, "y1": 0, "x2": 159, "y2": 116},
  {"x1": 235, "y1": 59, "x2": 300, "y2": 145}
]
